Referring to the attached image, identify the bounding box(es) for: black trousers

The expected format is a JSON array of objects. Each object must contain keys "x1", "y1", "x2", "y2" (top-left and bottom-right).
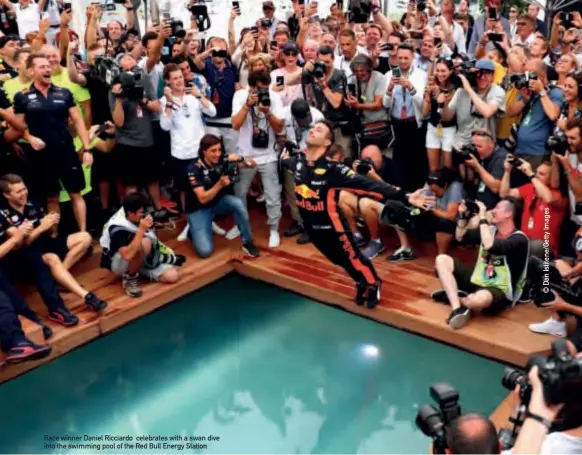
[
  {"x1": 391, "y1": 118, "x2": 428, "y2": 191},
  {"x1": 0, "y1": 290, "x2": 27, "y2": 351},
  {"x1": 0, "y1": 268, "x2": 41, "y2": 324},
  {"x1": 3, "y1": 248, "x2": 66, "y2": 313},
  {"x1": 309, "y1": 231, "x2": 380, "y2": 286}
]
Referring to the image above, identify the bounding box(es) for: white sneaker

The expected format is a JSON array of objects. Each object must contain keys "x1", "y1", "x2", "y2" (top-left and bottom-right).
[
  {"x1": 177, "y1": 225, "x2": 189, "y2": 241},
  {"x1": 225, "y1": 226, "x2": 240, "y2": 240},
  {"x1": 212, "y1": 222, "x2": 226, "y2": 236},
  {"x1": 268, "y1": 230, "x2": 280, "y2": 248},
  {"x1": 528, "y1": 318, "x2": 567, "y2": 337}
]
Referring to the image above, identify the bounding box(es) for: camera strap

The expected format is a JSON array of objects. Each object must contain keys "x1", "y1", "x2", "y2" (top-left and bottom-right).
[
  {"x1": 250, "y1": 107, "x2": 268, "y2": 131},
  {"x1": 524, "y1": 410, "x2": 552, "y2": 429}
]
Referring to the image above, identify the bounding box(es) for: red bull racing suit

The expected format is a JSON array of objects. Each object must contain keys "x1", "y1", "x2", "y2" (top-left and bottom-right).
[{"x1": 285, "y1": 154, "x2": 410, "y2": 305}]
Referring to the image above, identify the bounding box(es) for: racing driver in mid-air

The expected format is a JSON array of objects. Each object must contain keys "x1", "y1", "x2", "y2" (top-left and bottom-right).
[{"x1": 281, "y1": 120, "x2": 434, "y2": 309}]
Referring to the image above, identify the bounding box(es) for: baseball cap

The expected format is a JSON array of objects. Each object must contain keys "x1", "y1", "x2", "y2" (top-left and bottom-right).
[
  {"x1": 427, "y1": 172, "x2": 446, "y2": 187},
  {"x1": 475, "y1": 58, "x2": 495, "y2": 72},
  {"x1": 282, "y1": 42, "x2": 299, "y2": 53},
  {"x1": 263, "y1": 1, "x2": 275, "y2": 9},
  {"x1": 290, "y1": 99, "x2": 312, "y2": 128}
]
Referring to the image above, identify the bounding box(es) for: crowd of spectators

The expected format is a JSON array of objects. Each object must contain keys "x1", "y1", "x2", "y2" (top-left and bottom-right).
[{"x1": 0, "y1": 0, "x2": 580, "y2": 405}]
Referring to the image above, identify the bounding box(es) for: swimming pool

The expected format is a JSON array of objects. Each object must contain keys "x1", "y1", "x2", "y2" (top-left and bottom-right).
[{"x1": 0, "y1": 275, "x2": 507, "y2": 454}]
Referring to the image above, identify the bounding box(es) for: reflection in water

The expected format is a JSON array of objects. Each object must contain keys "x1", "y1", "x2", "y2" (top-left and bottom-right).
[{"x1": 0, "y1": 276, "x2": 506, "y2": 454}]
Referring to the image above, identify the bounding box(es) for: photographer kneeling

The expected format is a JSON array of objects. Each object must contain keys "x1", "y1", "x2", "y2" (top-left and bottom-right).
[
  {"x1": 387, "y1": 168, "x2": 464, "y2": 261},
  {"x1": 100, "y1": 193, "x2": 184, "y2": 298},
  {"x1": 433, "y1": 198, "x2": 529, "y2": 330},
  {"x1": 185, "y1": 134, "x2": 261, "y2": 259}
]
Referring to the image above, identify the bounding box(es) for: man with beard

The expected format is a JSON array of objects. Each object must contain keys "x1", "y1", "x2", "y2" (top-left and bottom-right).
[{"x1": 281, "y1": 120, "x2": 434, "y2": 309}]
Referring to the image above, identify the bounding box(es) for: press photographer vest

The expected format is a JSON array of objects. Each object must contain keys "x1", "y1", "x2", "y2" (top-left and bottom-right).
[{"x1": 470, "y1": 227, "x2": 529, "y2": 304}]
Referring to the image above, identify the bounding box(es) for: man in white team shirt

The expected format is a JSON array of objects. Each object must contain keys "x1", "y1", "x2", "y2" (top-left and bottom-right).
[
  {"x1": 281, "y1": 98, "x2": 324, "y2": 244},
  {"x1": 231, "y1": 70, "x2": 284, "y2": 248},
  {"x1": 160, "y1": 63, "x2": 216, "y2": 220}
]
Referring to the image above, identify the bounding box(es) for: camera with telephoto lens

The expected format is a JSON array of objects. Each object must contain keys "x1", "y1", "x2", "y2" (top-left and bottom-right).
[
  {"x1": 498, "y1": 339, "x2": 582, "y2": 449},
  {"x1": 546, "y1": 130, "x2": 569, "y2": 156},
  {"x1": 274, "y1": 140, "x2": 301, "y2": 157},
  {"x1": 216, "y1": 157, "x2": 244, "y2": 183},
  {"x1": 257, "y1": 88, "x2": 271, "y2": 107},
  {"x1": 510, "y1": 71, "x2": 538, "y2": 90},
  {"x1": 416, "y1": 383, "x2": 462, "y2": 454},
  {"x1": 313, "y1": 61, "x2": 327, "y2": 79},
  {"x1": 347, "y1": 0, "x2": 372, "y2": 24},
  {"x1": 356, "y1": 158, "x2": 373, "y2": 174},
  {"x1": 170, "y1": 19, "x2": 186, "y2": 38}
]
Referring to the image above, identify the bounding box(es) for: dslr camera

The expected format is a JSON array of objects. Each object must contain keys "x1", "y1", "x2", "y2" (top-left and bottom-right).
[
  {"x1": 216, "y1": 157, "x2": 244, "y2": 183},
  {"x1": 170, "y1": 19, "x2": 186, "y2": 38},
  {"x1": 313, "y1": 61, "x2": 327, "y2": 79},
  {"x1": 416, "y1": 383, "x2": 462, "y2": 454},
  {"x1": 252, "y1": 129, "x2": 270, "y2": 149},
  {"x1": 498, "y1": 339, "x2": 582, "y2": 449},
  {"x1": 261, "y1": 18, "x2": 273, "y2": 28},
  {"x1": 546, "y1": 130, "x2": 569, "y2": 156},
  {"x1": 257, "y1": 88, "x2": 271, "y2": 107},
  {"x1": 451, "y1": 59, "x2": 477, "y2": 88},
  {"x1": 356, "y1": 158, "x2": 373, "y2": 174},
  {"x1": 457, "y1": 144, "x2": 478, "y2": 162},
  {"x1": 95, "y1": 56, "x2": 145, "y2": 101},
  {"x1": 510, "y1": 71, "x2": 538, "y2": 90}
]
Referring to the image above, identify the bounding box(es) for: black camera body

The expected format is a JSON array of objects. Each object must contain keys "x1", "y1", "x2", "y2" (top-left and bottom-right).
[
  {"x1": 261, "y1": 18, "x2": 273, "y2": 28},
  {"x1": 313, "y1": 61, "x2": 327, "y2": 79},
  {"x1": 347, "y1": 0, "x2": 371, "y2": 24},
  {"x1": 94, "y1": 56, "x2": 121, "y2": 86},
  {"x1": 356, "y1": 158, "x2": 373, "y2": 174},
  {"x1": 170, "y1": 19, "x2": 185, "y2": 38},
  {"x1": 546, "y1": 130, "x2": 569, "y2": 156},
  {"x1": 274, "y1": 140, "x2": 301, "y2": 156},
  {"x1": 452, "y1": 59, "x2": 477, "y2": 88},
  {"x1": 510, "y1": 71, "x2": 538, "y2": 90},
  {"x1": 252, "y1": 129, "x2": 270, "y2": 149},
  {"x1": 503, "y1": 339, "x2": 582, "y2": 406},
  {"x1": 95, "y1": 57, "x2": 144, "y2": 101},
  {"x1": 257, "y1": 88, "x2": 271, "y2": 107},
  {"x1": 457, "y1": 144, "x2": 478, "y2": 162},
  {"x1": 416, "y1": 383, "x2": 462, "y2": 454},
  {"x1": 216, "y1": 157, "x2": 244, "y2": 183}
]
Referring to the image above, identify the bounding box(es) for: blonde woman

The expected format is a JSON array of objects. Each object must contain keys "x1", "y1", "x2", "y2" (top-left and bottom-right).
[{"x1": 232, "y1": 30, "x2": 263, "y2": 88}]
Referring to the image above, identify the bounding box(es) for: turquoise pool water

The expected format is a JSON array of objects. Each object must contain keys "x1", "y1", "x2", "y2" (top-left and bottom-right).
[{"x1": 0, "y1": 275, "x2": 507, "y2": 454}]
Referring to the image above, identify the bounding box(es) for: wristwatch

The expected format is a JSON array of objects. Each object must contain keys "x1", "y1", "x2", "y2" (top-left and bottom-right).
[{"x1": 539, "y1": 89, "x2": 547, "y2": 97}]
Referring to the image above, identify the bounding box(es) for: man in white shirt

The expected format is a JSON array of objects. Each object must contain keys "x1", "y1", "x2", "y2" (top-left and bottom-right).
[
  {"x1": 438, "y1": 0, "x2": 466, "y2": 55},
  {"x1": 281, "y1": 98, "x2": 324, "y2": 244},
  {"x1": 512, "y1": 14, "x2": 537, "y2": 48},
  {"x1": 160, "y1": 63, "x2": 216, "y2": 215},
  {"x1": 231, "y1": 70, "x2": 285, "y2": 248},
  {"x1": 14, "y1": 0, "x2": 39, "y2": 39},
  {"x1": 334, "y1": 29, "x2": 363, "y2": 79}
]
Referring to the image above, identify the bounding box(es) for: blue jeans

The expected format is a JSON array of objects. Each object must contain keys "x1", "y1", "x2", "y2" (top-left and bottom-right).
[{"x1": 187, "y1": 194, "x2": 253, "y2": 258}]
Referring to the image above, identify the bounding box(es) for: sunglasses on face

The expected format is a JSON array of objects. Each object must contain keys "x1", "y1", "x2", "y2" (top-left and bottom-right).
[
  {"x1": 283, "y1": 51, "x2": 298, "y2": 56},
  {"x1": 477, "y1": 70, "x2": 493, "y2": 77},
  {"x1": 517, "y1": 22, "x2": 527, "y2": 27}
]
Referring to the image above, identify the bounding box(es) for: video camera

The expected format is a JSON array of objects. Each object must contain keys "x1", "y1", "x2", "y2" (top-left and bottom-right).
[
  {"x1": 216, "y1": 157, "x2": 244, "y2": 183},
  {"x1": 416, "y1": 383, "x2": 462, "y2": 454},
  {"x1": 546, "y1": 130, "x2": 569, "y2": 156},
  {"x1": 498, "y1": 339, "x2": 582, "y2": 449},
  {"x1": 94, "y1": 56, "x2": 145, "y2": 100},
  {"x1": 510, "y1": 71, "x2": 538, "y2": 90},
  {"x1": 347, "y1": 0, "x2": 371, "y2": 24}
]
